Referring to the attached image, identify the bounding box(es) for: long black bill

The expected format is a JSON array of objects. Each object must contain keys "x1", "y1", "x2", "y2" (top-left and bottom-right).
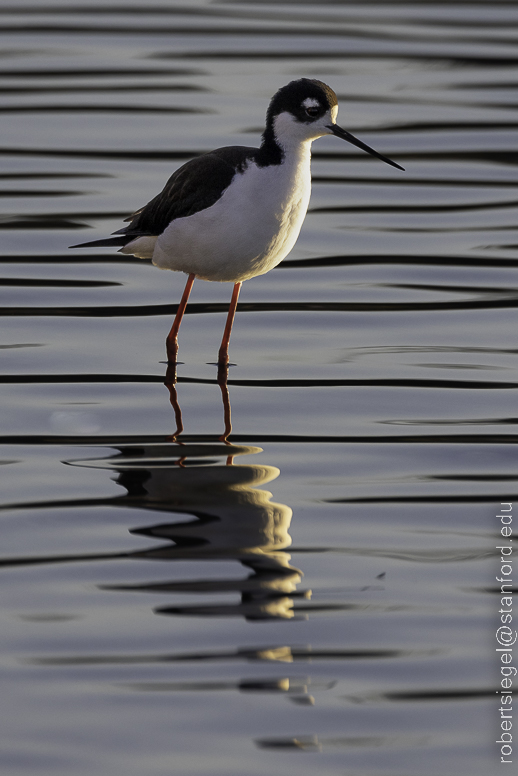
[{"x1": 328, "y1": 124, "x2": 404, "y2": 171}]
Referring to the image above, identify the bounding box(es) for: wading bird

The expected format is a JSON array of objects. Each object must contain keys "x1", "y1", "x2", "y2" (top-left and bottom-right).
[{"x1": 71, "y1": 79, "x2": 403, "y2": 367}]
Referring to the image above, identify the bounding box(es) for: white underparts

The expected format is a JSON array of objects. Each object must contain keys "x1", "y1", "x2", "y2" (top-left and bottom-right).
[{"x1": 151, "y1": 143, "x2": 312, "y2": 282}]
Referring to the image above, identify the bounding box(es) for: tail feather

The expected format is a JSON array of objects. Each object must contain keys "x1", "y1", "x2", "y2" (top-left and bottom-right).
[{"x1": 69, "y1": 236, "x2": 132, "y2": 249}]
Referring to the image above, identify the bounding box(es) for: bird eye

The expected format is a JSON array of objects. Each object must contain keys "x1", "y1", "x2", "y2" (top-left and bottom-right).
[{"x1": 305, "y1": 106, "x2": 320, "y2": 118}]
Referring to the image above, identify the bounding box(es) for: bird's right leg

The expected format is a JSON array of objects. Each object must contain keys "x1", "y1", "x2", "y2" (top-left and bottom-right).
[{"x1": 166, "y1": 273, "x2": 195, "y2": 364}]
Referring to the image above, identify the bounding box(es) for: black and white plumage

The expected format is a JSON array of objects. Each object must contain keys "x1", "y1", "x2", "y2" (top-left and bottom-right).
[{"x1": 71, "y1": 78, "x2": 403, "y2": 365}]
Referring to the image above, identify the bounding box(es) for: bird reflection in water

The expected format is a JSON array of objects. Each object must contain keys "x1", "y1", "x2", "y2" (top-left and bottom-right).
[{"x1": 83, "y1": 365, "x2": 309, "y2": 621}]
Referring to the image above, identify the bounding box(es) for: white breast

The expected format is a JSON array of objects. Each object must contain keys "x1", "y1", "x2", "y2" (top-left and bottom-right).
[{"x1": 152, "y1": 145, "x2": 312, "y2": 282}]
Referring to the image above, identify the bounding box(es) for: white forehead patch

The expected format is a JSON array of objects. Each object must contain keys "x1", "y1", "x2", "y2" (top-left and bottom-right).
[
  {"x1": 330, "y1": 104, "x2": 338, "y2": 123},
  {"x1": 302, "y1": 97, "x2": 320, "y2": 109}
]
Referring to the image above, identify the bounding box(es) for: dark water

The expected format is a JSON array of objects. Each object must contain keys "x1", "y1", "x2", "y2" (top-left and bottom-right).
[{"x1": 1, "y1": 2, "x2": 516, "y2": 774}]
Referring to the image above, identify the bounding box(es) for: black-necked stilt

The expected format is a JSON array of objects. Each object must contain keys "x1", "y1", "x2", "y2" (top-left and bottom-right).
[{"x1": 71, "y1": 79, "x2": 403, "y2": 366}]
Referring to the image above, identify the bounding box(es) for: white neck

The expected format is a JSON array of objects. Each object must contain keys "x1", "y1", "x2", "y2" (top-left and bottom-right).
[{"x1": 272, "y1": 113, "x2": 314, "y2": 162}]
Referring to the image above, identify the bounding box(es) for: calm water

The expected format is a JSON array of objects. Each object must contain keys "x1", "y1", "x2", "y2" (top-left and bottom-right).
[{"x1": 1, "y1": 1, "x2": 516, "y2": 774}]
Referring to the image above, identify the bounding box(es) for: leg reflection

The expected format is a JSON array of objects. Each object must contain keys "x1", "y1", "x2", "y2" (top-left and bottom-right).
[
  {"x1": 217, "y1": 365, "x2": 233, "y2": 447},
  {"x1": 164, "y1": 363, "x2": 184, "y2": 442},
  {"x1": 164, "y1": 362, "x2": 233, "y2": 445}
]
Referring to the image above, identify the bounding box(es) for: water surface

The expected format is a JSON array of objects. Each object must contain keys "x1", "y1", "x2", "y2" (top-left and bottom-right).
[{"x1": 1, "y1": 1, "x2": 515, "y2": 774}]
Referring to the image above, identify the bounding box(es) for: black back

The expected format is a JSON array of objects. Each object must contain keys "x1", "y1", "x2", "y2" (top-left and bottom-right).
[{"x1": 116, "y1": 147, "x2": 258, "y2": 238}]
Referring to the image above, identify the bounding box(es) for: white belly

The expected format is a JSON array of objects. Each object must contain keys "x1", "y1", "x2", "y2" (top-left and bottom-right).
[{"x1": 151, "y1": 152, "x2": 312, "y2": 282}]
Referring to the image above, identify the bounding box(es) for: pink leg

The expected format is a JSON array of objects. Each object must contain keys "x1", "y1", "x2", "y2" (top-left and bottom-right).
[
  {"x1": 166, "y1": 273, "x2": 195, "y2": 364},
  {"x1": 218, "y1": 282, "x2": 242, "y2": 367}
]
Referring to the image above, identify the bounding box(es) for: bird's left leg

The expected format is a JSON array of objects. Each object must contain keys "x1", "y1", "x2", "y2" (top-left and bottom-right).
[{"x1": 217, "y1": 282, "x2": 242, "y2": 368}]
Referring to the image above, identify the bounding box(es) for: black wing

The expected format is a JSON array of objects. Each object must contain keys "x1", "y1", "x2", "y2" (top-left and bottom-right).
[
  {"x1": 70, "y1": 146, "x2": 257, "y2": 249},
  {"x1": 121, "y1": 147, "x2": 257, "y2": 236}
]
